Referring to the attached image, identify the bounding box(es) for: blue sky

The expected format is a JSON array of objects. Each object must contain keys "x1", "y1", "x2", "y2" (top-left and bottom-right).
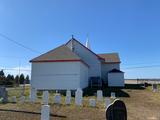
[{"x1": 0, "y1": 0, "x2": 160, "y2": 78}]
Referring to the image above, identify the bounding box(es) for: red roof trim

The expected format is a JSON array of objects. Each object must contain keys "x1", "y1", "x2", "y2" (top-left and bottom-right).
[
  {"x1": 66, "y1": 39, "x2": 105, "y2": 61},
  {"x1": 30, "y1": 59, "x2": 90, "y2": 68}
]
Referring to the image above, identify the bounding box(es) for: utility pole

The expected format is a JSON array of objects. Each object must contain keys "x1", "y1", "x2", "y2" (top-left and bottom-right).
[
  {"x1": 19, "y1": 60, "x2": 25, "y2": 96},
  {"x1": 18, "y1": 61, "x2": 21, "y2": 87}
]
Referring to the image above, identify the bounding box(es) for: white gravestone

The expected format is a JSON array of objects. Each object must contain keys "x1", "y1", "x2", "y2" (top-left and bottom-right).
[
  {"x1": 30, "y1": 87, "x2": 37, "y2": 102},
  {"x1": 105, "y1": 97, "x2": 111, "y2": 107},
  {"x1": 43, "y1": 91, "x2": 49, "y2": 105},
  {"x1": 65, "y1": 90, "x2": 71, "y2": 105},
  {"x1": 75, "y1": 89, "x2": 83, "y2": 106},
  {"x1": 97, "y1": 90, "x2": 103, "y2": 101},
  {"x1": 66, "y1": 90, "x2": 71, "y2": 97},
  {"x1": 89, "y1": 98, "x2": 96, "y2": 107},
  {"x1": 12, "y1": 96, "x2": 17, "y2": 103},
  {"x1": 65, "y1": 96, "x2": 71, "y2": 105},
  {"x1": 19, "y1": 96, "x2": 25, "y2": 103},
  {"x1": 54, "y1": 94, "x2": 61, "y2": 104},
  {"x1": 111, "y1": 92, "x2": 116, "y2": 99},
  {"x1": 41, "y1": 105, "x2": 50, "y2": 120}
]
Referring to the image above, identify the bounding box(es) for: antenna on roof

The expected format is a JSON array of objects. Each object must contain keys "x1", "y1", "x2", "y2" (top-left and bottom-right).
[
  {"x1": 71, "y1": 35, "x2": 74, "y2": 39},
  {"x1": 85, "y1": 34, "x2": 91, "y2": 49},
  {"x1": 71, "y1": 35, "x2": 75, "y2": 52}
]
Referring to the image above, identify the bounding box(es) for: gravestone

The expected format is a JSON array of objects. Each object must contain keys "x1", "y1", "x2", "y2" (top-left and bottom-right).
[
  {"x1": 30, "y1": 87, "x2": 37, "y2": 102},
  {"x1": 75, "y1": 88, "x2": 83, "y2": 106},
  {"x1": 0, "y1": 97, "x2": 3, "y2": 102},
  {"x1": 111, "y1": 92, "x2": 116, "y2": 99},
  {"x1": 43, "y1": 91, "x2": 49, "y2": 105},
  {"x1": 65, "y1": 96, "x2": 71, "y2": 105},
  {"x1": 66, "y1": 90, "x2": 71, "y2": 97},
  {"x1": 89, "y1": 98, "x2": 96, "y2": 107},
  {"x1": 19, "y1": 96, "x2": 25, "y2": 103},
  {"x1": 54, "y1": 94, "x2": 61, "y2": 104},
  {"x1": 97, "y1": 90, "x2": 103, "y2": 101},
  {"x1": 106, "y1": 99, "x2": 127, "y2": 120},
  {"x1": 0, "y1": 87, "x2": 8, "y2": 103},
  {"x1": 41, "y1": 104, "x2": 50, "y2": 120},
  {"x1": 105, "y1": 98, "x2": 111, "y2": 108},
  {"x1": 65, "y1": 90, "x2": 71, "y2": 105},
  {"x1": 152, "y1": 84, "x2": 158, "y2": 92},
  {"x1": 12, "y1": 96, "x2": 17, "y2": 103}
]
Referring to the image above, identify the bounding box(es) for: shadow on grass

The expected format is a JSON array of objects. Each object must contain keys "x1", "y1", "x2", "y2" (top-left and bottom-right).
[
  {"x1": 36, "y1": 84, "x2": 147, "y2": 98},
  {"x1": 125, "y1": 84, "x2": 148, "y2": 90},
  {"x1": 83, "y1": 84, "x2": 149, "y2": 98},
  {"x1": 0, "y1": 109, "x2": 66, "y2": 118},
  {"x1": 83, "y1": 87, "x2": 130, "y2": 97}
]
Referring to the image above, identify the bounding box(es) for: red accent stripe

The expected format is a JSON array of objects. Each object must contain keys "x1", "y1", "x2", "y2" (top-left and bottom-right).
[
  {"x1": 30, "y1": 59, "x2": 90, "y2": 68},
  {"x1": 30, "y1": 60, "x2": 80, "y2": 62}
]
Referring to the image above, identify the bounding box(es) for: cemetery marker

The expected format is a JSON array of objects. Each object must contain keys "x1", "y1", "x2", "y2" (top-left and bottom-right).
[{"x1": 106, "y1": 99, "x2": 127, "y2": 120}]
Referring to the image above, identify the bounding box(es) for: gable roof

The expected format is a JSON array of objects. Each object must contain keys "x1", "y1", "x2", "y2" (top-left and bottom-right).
[
  {"x1": 30, "y1": 45, "x2": 81, "y2": 62},
  {"x1": 66, "y1": 38, "x2": 105, "y2": 61},
  {"x1": 98, "y1": 53, "x2": 120, "y2": 63},
  {"x1": 108, "y1": 69, "x2": 124, "y2": 73},
  {"x1": 30, "y1": 38, "x2": 120, "y2": 66}
]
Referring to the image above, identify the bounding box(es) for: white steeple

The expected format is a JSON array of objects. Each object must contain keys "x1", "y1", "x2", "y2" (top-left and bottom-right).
[{"x1": 85, "y1": 36, "x2": 91, "y2": 49}]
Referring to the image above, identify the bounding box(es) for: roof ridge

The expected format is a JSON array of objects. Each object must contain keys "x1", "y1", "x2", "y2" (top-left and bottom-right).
[{"x1": 66, "y1": 38, "x2": 105, "y2": 60}]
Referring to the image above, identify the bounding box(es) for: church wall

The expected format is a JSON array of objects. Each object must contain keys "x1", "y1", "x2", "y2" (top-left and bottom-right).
[{"x1": 66, "y1": 40, "x2": 101, "y2": 78}]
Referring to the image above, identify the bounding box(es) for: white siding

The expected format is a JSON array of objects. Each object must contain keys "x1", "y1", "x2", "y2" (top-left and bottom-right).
[
  {"x1": 31, "y1": 62, "x2": 87, "y2": 90},
  {"x1": 108, "y1": 73, "x2": 124, "y2": 87},
  {"x1": 101, "y1": 63, "x2": 120, "y2": 83},
  {"x1": 66, "y1": 40, "x2": 101, "y2": 78},
  {"x1": 80, "y1": 63, "x2": 89, "y2": 88}
]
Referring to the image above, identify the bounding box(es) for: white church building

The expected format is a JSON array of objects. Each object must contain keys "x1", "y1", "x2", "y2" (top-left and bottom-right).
[{"x1": 30, "y1": 37, "x2": 124, "y2": 99}]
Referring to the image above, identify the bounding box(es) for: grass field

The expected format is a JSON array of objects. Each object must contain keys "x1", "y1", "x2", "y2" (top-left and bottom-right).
[{"x1": 0, "y1": 85, "x2": 160, "y2": 120}]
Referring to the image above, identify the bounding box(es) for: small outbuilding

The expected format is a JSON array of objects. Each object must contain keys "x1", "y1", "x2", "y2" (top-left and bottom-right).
[{"x1": 108, "y1": 69, "x2": 124, "y2": 87}]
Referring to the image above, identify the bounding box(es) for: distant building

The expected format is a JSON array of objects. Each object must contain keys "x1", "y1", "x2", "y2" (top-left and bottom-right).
[{"x1": 30, "y1": 38, "x2": 124, "y2": 100}]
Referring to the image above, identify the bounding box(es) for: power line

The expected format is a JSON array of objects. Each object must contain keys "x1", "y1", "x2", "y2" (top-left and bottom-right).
[
  {"x1": 0, "y1": 33, "x2": 41, "y2": 54},
  {"x1": 122, "y1": 64, "x2": 160, "y2": 69},
  {"x1": 0, "y1": 68, "x2": 31, "y2": 72},
  {"x1": 0, "y1": 56, "x2": 29, "y2": 60},
  {"x1": 1, "y1": 33, "x2": 160, "y2": 70},
  {"x1": 122, "y1": 62, "x2": 160, "y2": 66}
]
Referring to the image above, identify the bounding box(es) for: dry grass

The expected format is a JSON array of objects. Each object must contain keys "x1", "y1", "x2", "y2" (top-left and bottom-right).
[
  {"x1": 121, "y1": 85, "x2": 160, "y2": 120},
  {"x1": 0, "y1": 85, "x2": 160, "y2": 120}
]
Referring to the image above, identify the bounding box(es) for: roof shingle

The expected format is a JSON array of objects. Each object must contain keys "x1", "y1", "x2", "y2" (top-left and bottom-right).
[
  {"x1": 30, "y1": 45, "x2": 81, "y2": 62},
  {"x1": 98, "y1": 53, "x2": 120, "y2": 63}
]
